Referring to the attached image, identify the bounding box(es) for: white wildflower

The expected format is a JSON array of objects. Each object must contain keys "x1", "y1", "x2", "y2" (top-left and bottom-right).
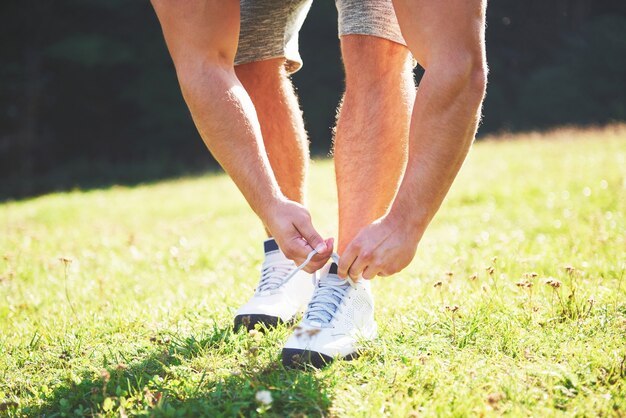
[{"x1": 255, "y1": 390, "x2": 273, "y2": 405}]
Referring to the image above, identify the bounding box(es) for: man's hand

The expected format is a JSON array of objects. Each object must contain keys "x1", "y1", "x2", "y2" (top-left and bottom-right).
[
  {"x1": 337, "y1": 214, "x2": 421, "y2": 280},
  {"x1": 265, "y1": 199, "x2": 334, "y2": 273},
  {"x1": 334, "y1": 0, "x2": 487, "y2": 281}
]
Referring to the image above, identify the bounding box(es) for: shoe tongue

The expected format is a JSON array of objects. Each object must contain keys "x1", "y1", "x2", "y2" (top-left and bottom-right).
[
  {"x1": 263, "y1": 238, "x2": 291, "y2": 264},
  {"x1": 329, "y1": 262, "x2": 338, "y2": 275},
  {"x1": 322, "y1": 262, "x2": 369, "y2": 291},
  {"x1": 320, "y1": 263, "x2": 350, "y2": 288},
  {"x1": 304, "y1": 262, "x2": 350, "y2": 326},
  {"x1": 263, "y1": 238, "x2": 280, "y2": 254}
]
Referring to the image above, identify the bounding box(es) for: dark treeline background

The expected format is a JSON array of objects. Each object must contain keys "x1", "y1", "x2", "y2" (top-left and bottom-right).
[{"x1": 2, "y1": 0, "x2": 625, "y2": 199}]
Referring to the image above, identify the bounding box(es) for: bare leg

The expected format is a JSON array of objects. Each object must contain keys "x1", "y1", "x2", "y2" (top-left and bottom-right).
[
  {"x1": 151, "y1": 0, "x2": 331, "y2": 270},
  {"x1": 337, "y1": 0, "x2": 488, "y2": 280},
  {"x1": 389, "y1": 0, "x2": 488, "y2": 223},
  {"x1": 334, "y1": 35, "x2": 415, "y2": 254},
  {"x1": 236, "y1": 59, "x2": 308, "y2": 208},
  {"x1": 151, "y1": 1, "x2": 279, "y2": 218}
]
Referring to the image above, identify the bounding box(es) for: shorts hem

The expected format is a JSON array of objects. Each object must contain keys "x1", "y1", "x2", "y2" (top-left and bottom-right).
[
  {"x1": 234, "y1": 52, "x2": 303, "y2": 74},
  {"x1": 338, "y1": 31, "x2": 419, "y2": 68},
  {"x1": 338, "y1": 29, "x2": 406, "y2": 47}
]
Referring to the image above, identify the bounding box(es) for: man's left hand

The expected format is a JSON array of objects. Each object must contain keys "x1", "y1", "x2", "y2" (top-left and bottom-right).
[{"x1": 337, "y1": 215, "x2": 422, "y2": 280}]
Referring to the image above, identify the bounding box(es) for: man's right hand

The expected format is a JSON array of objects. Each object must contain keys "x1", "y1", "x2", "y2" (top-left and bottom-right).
[{"x1": 264, "y1": 199, "x2": 333, "y2": 273}]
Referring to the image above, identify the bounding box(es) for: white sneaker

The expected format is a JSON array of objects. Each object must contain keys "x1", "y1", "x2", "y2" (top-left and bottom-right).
[
  {"x1": 234, "y1": 238, "x2": 314, "y2": 332},
  {"x1": 282, "y1": 262, "x2": 377, "y2": 368}
]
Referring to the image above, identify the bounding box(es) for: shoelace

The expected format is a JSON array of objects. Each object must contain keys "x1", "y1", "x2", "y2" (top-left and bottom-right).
[
  {"x1": 295, "y1": 250, "x2": 357, "y2": 327},
  {"x1": 304, "y1": 274, "x2": 353, "y2": 326},
  {"x1": 284, "y1": 249, "x2": 356, "y2": 288},
  {"x1": 256, "y1": 260, "x2": 299, "y2": 294},
  {"x1": 259, "y1": 248, "x2": 357, "y2": 325},
  {"x1": 256, "y1": 249, "x2": 334, "y2": 295}
]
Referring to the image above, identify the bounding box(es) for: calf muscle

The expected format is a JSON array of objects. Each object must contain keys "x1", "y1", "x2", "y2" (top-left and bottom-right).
[
  {"x1": 152, "y1": 1, "x2": 282, "y2": 220},
  {"x1": 388, "y1": 0, "x2": 488, "y2": 233},
  {"x1": 334, "y1": 36, "x2": 415, "y2": 253},
  {"x1": 236, "y1": 59, "x2": 309, "y2": 206}
]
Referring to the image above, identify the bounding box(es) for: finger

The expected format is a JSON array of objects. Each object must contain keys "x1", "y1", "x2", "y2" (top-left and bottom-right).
[
  {"x1": 307, "y1": 239, "x2": 334, "y2": 271},
  {"x1": 303, "y1": 259, "x2": 329, "y2": 273},
  {"x1": 310, "y1": 237, "x2": 334, "y2": 262},
  {"x1": 347, "y1": 255, "x2": 368, "y2": 281},
  {"x1": 325, "y1": 237, "x2": 335, "y2": 253},
  {"x1": 337, "y1": 243, "x2": 359, "y2": 279},
  {"x1": 361, "y1": 266, "x2": 381, "y2": 280},
  {"x1": 293, "y1": 217, "x2": 327, "y2": 254},
  {"x1": 281, "y1": 236, "x2": 314, "y2": 264}
]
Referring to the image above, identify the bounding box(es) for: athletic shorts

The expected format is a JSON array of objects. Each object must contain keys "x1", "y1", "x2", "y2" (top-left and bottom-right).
[{"x1": 235, "y1": 0, "x2": 406, "y2": 74}]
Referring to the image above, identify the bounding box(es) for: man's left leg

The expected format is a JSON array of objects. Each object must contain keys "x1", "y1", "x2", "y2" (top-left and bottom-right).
[
  {"x1": 334, "y1": 35, "x2": 415, "y2": 255},
  {"x1": 282, "y1": 4, "x2": 415, "y2": 367}
]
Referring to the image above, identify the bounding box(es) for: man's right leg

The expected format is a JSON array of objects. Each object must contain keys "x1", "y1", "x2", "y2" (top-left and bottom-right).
[
  {"x1": 234, "y1": 0, "x2": 313, "y2": 216},
  {"x1": 151, "y1": 1, "x2": 327, "y2": 332},
  {"x1": 152, "y1": 0, "x2": 330, "y2": 271},
  {"x1": 231, "y1": 0, "x2": 320, "y2": 331},
  {"x1": 233, "y1": 60, "x2": 316, "y2": 331}
]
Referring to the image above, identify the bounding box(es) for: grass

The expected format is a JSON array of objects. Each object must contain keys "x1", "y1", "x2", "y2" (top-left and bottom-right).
[{"x1": 1, "y1": 125, "x2": 625, "y2": 417}]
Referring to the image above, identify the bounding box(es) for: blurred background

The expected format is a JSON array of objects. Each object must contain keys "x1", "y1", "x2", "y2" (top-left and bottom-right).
[{"x1": 1, "y1": 0, "x2": 625, "y2": 200}]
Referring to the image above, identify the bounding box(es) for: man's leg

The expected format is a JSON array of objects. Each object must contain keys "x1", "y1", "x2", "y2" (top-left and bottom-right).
[
  {"x1": 228, "y1": 2, "x2": 328, "y2": 332},
  {"x1": 151, "y1": 0, "x2": 331, "y2": 270},
  {"x1": 282, "y1": 35, "x2": 415, "y2": 367},
  {"x1": 337, "y1": 0, "x2": 487, "y2": 280},
  {"x1": 281, "y1": 35, "x2": 413, "y2": 367},
  {"x1": 334, "y1": 35, "x2": 415, "y2": 253},
  {"x1": 233, "y1": 59, "x2": 318, "y2": 332},
  {"x1": 236, "y1": 59, "x2": 308, "y2": 208},
  {"x1": 280, "y1": 5, "x2": 415, "y2": 368},
  {"x1": 233, "y1": 60, "x2": 313, "y2": 331}
]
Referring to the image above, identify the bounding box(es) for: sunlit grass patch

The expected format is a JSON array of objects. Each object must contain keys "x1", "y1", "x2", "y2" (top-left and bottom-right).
[{"x1": 1, "y1": 125, "x2": 625, "y2": 416}]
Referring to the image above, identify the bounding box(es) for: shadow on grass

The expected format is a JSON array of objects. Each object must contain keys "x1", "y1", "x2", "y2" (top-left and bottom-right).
[
  {"x1": 18, "y1": 324, "x2": 331, "y2": 417},
  {"x1": 0, "y1": 158, "x2": 216, "y2": 204}
]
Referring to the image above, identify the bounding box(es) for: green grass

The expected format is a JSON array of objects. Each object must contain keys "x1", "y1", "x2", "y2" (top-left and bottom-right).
[{"x1": 1, "y1": 125, "x2": 625, "y2": 417}]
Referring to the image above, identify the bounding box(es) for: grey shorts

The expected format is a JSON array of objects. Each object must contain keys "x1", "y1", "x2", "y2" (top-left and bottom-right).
[{"x1": 235, "y1": 0, "x2": 406, "y2": 74}]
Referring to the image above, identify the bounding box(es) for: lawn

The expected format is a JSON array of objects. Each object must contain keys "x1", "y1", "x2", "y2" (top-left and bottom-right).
[{"x1": 1, "y1": 126, "x2": 625, "y2": 417}]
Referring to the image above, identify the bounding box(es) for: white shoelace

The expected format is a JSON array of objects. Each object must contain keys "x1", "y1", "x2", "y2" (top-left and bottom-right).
[
  {"x1": 295, "y1": 250, "x2": 357, "y2": 327},
  {"x1": 256, "y1": 249, "x2": 327, "y2": 295},
  {"x1": 256, "y1": 260, "x2": 298, "y2": 294},
  {"x1": 258, "y1": 248, "x2": 357, "y2": 325},
  {"x1": 304, "y1": 274, "x2": 353, "y2": 326}
]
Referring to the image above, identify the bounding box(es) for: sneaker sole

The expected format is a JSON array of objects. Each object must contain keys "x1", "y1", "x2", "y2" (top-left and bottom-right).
[
  {"x1": 281, "y1": 348, "x2": 359, "y2": 369},
  {"x1": 233, "y1": 314, "x2": 289, "y2": 332}
]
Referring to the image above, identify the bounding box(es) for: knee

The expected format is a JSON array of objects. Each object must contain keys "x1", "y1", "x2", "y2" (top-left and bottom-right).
[
  {"x1": 455, "y1": 50, "x2": 488, "y2": 98},
  {"x1": 429, "y1": 48, "x2": 488, "y2": 105},
  {"x1": 235, "y1": 58, "x2": 288, "y2": 94},
  {"x1": 174, "y1": 55, "x2": 235, "y2": 96},
  {"x1": 341, "y1": 35, "x2": 414, "y2": 92}
]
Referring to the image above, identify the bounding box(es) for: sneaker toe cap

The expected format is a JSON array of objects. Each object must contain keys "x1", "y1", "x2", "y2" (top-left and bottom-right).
[
  {"x1": 283, "y1": 327, "x2": 357, "y2": 359},
  {"x1": 235, "y1": 294, "x2": 299, "y2": 322},
  {"x1": 281, "y1": 348, "x2": 335, "y2": 369}
]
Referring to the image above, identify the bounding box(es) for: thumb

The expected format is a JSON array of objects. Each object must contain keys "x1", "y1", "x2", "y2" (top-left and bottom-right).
[{"x1": 294, "y1": 216, "x2": 327, "y2": 254}]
